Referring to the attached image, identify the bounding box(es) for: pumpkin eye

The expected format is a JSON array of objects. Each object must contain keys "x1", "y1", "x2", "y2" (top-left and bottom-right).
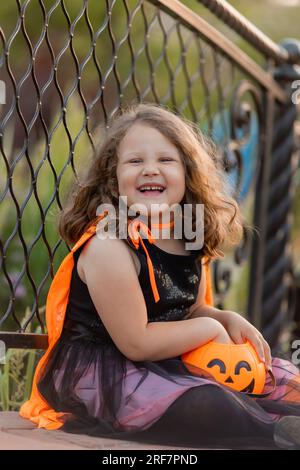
[
  {"x1": 235, "y1": 360, "x2": 251, "y2": 374},
  {"x1": 207, "y1": 359, "x2": 226, "y2": 373}
]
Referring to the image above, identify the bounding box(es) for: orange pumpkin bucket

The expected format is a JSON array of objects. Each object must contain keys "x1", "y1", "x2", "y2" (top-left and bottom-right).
[{"x1": 181, "y1": 340, "x2": 267, "y2": 395}]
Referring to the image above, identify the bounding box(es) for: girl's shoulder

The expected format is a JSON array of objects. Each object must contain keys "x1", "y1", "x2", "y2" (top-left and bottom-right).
[{"x1": 77, "y1": 234, "x2": 140, "y2": 280}]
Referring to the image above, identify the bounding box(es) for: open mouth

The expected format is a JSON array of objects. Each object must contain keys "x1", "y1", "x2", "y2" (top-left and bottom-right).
[{"x1": 137, "y1": 185, "x2": 166, "y2": 196}]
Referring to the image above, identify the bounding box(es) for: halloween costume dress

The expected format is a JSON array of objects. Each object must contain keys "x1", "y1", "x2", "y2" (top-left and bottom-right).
[{"x1": 19, "y1": 216, "x2": 300, "y2": 449}]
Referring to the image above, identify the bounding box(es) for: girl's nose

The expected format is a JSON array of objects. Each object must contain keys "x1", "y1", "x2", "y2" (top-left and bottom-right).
[{"x1": 142, "y1": 165, "x2": 160, "y2": 175}]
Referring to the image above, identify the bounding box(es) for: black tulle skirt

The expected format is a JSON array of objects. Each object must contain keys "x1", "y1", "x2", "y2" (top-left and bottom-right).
[{"x1": 36, "y1": 324, "x2": 300, "y2": 450}]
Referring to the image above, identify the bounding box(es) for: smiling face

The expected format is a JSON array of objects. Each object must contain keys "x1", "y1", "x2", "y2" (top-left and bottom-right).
[
  {"x1": 181, "y1": 341, "x2": 266, "y2": 395},
  {"x1": 116, "y1": 123, "x2": 186, "y2": 221}
]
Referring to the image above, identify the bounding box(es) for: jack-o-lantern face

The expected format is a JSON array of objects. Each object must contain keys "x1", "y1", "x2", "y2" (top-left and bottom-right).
[{"x1": 181, "y1": 340, "x2": 266, "y2": 394}]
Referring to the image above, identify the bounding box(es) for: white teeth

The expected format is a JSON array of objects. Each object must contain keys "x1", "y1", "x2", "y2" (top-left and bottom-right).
[{"x1": 139, "y1": 186, "x2": 164, "y2": 192}]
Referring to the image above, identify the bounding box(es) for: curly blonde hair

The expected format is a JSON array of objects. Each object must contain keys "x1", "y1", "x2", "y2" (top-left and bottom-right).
[{"x1": 59, "y1": 102, "x2": 246, "y2": 261}]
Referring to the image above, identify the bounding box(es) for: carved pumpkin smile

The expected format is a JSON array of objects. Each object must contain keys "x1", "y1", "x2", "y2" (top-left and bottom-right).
[
  {"x1": 240, "y1": 378, "x2": 255, "y2": 393},
  {"x1": 181, "y1": 340, "x2": 266, "y2": 394}
]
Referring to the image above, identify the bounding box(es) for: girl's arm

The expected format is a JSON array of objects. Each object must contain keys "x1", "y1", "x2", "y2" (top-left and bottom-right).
[
  {"x1": 185, "y1": 260, "x2": 272, "y2": 366},
  {"x1": 81, "y1": 236, "x2": 232, "y2": 362},
  {"x1": 140, "y1": 316, "x2": 232, "y2": 361},
  {"x1": 186, "y1": 304, "x2": 230, "y2": 328}
]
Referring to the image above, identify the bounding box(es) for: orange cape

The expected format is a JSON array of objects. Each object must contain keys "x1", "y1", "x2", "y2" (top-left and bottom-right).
[{"x1": 19, "y1": 214, "x2": 214, "y2": 430}]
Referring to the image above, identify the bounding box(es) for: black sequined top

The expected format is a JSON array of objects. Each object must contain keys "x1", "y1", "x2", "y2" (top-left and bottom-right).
[
  {"x1": 126, "y1": 236, "x2": 202, "y2": 322},
  {"x1": 62, "y1": 235, "x2": 202, "y2": 344}
]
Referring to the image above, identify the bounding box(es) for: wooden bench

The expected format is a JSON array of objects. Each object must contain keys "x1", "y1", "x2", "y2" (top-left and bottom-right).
[{"x1": 0, "y1": 411, "x2": 206, "y2": 450}]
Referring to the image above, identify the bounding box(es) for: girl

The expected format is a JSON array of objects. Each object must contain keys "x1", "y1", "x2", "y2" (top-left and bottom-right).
[{"x1": 20, "y1": 103, "x2": 300, "y2": 449}]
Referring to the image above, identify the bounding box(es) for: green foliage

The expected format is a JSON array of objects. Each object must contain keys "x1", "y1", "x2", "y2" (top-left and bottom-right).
[{"x1": 0, "y1": 306, "x2": 45, "y2": 411}]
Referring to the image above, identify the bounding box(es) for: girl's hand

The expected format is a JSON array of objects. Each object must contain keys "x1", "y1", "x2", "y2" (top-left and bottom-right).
[{"x1": 222, "y1": 311, "x2": 272, "y2": 371}]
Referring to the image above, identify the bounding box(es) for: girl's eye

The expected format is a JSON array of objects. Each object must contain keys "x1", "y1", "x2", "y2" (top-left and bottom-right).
[{"x1": 129, "y1": 157, "x2": 173, "y2": 163}]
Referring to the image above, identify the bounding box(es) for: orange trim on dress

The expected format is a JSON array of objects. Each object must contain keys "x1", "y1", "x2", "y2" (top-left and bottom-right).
[{"x1": 19, "y1": 213, "x2": 214, "y2": 430}]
